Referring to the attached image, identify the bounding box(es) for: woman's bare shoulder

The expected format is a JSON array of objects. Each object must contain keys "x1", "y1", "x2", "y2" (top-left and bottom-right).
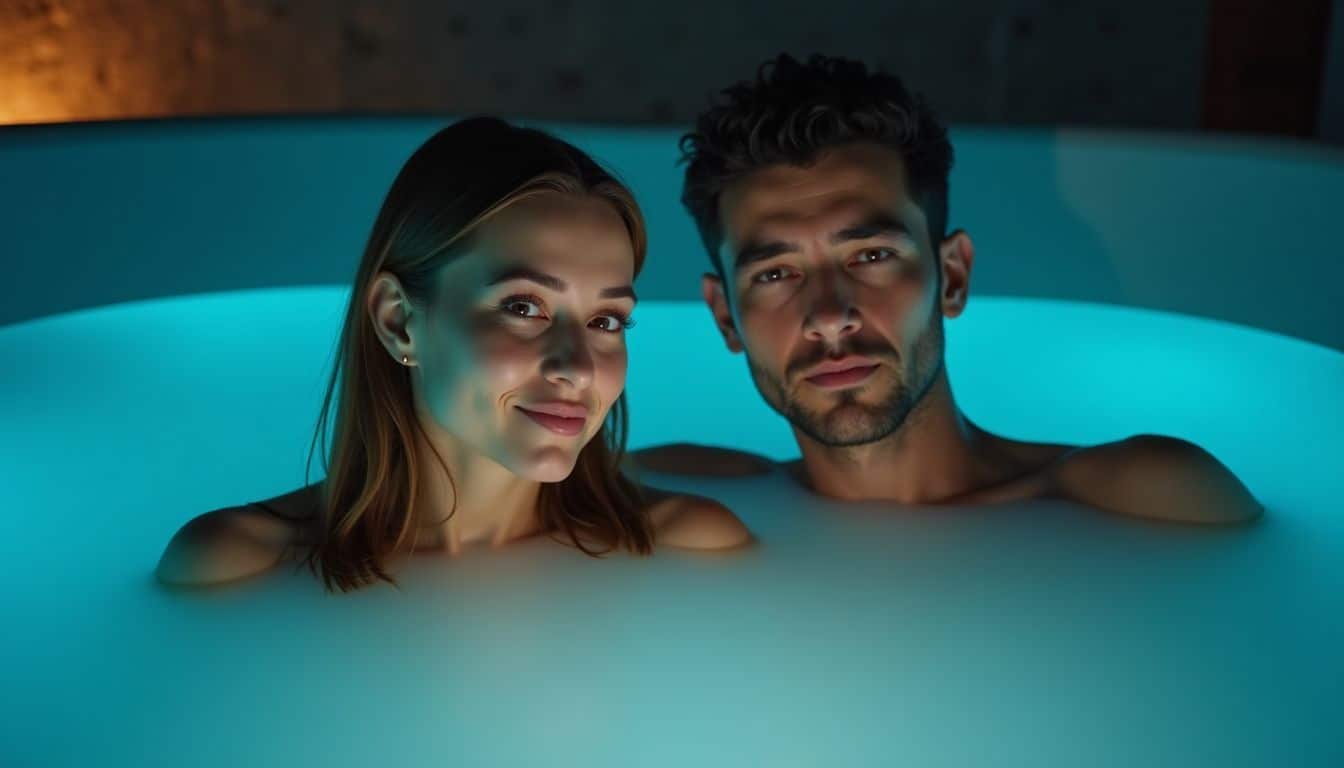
[
  {"x1": 641, "y1": 486, "x2": 755, "y2": 551},
  {"x1": 155, "y1": 484, "x2": 319, "y2": 588}
]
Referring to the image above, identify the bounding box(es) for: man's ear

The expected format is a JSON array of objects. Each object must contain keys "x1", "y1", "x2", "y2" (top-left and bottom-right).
[
  {"x1": 367, "y1": 272, "x2": 417, "y2": 365},
  {"x1": 937, "y1": 230, "x2": 975, "y2": 319},
  {"x1": 700, "y1": 272, "x2": 744, "y2": 353}
]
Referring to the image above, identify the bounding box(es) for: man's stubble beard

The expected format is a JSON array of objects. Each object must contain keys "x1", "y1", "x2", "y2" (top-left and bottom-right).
[{"x1": 746, "y1": 318, "x2": 945, "y2": 448}]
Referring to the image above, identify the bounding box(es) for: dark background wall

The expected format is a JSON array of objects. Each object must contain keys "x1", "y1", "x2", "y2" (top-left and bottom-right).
[{"x1": 1, "y1": 0, "x2": 1338, "y2": 140}]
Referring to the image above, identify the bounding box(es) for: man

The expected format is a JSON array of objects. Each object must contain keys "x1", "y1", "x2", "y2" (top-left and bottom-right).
[{"x1": 633, "y1": 53, "x2": 1261, "y2": 524}]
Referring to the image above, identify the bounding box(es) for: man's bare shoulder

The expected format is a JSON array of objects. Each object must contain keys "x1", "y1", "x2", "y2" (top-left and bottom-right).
[
  {"x1": 1051, "y1": 434, "x2": 1263, "y2": 524},
  {"x1": 628, "y1": 443, "x2": 776, "y2": 478}
]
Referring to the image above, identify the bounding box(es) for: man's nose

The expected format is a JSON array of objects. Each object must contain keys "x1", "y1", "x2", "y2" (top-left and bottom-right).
[{"x1": 802, "y1": 272, "x2": 862, "y2": 344}]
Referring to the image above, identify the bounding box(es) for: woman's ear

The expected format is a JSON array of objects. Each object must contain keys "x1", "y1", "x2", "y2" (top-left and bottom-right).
[
  {"x1": 367, "y1": 272, "x2": 416, "y2": 365},
  {"x1": 937, "y1": 230, "x2": 975, "y2": 319},
  {"x1": 701, "y1": 272, "x2": 744, "y2": 353}
]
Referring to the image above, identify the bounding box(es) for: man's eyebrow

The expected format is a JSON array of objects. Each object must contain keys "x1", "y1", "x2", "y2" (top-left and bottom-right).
[
  {"x1": 828, "y1": 214, "x2": 910, "y2": 244},
  {"x1": 733, "y1": 241, "x2": 799, "y2": 273},
  {"x1": 732, "y1": 213, "x2": 911, "y2": 274},
  {"x1": 485, "y1": 266, "x2": 635, "y2": 301}
]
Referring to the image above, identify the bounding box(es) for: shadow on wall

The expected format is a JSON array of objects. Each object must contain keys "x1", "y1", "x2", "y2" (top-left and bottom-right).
[
  {"x1": 0, "y1": 117, "x2": 424, "y2": 326},
  {"x1": 951, "y1": 127, "x2": 1344, "y2": 350},
  {"x1": 950, "y1": 129, "x2": 1120, "y2": 307},
  {"x1": 0, "y1": 118, "x2": 1341, "y2": 351},
  {"x1": 1049, "y1": 130, "x2": 1344, "y2": 344}
]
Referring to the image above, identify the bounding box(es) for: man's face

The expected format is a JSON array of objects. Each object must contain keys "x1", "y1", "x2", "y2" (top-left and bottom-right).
[{"x1": 706, "y1": 142, "x2": 949, "y2": 447}]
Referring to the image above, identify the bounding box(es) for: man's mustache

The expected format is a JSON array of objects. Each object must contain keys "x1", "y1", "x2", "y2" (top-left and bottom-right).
[{"x1": 786, "y1": 341, "x2": 899, "y2": 380}]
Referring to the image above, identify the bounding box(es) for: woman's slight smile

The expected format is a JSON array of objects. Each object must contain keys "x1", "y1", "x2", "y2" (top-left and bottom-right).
[{"x1": 381, "y1": 191, "x2": 638, "y2": 484}]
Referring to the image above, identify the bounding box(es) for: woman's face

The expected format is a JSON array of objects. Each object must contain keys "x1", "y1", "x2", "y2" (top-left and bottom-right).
[{"x1": 401, "y1": 192, "x2": 637, "y2": 482}]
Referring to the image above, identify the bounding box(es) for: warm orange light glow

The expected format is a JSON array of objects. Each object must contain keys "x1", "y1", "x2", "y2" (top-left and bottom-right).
[
  {"x1": 0, "y1": 9, "x2": 83, "y2": 126},
  {"x1": 0, "y1": 75, "x2": 74, "y2": 125}
]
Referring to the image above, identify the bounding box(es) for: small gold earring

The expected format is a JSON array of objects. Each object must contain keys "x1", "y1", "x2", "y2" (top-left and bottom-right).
[{"x1": 401, "y1": 355, "x2": 410, "y2": 365}]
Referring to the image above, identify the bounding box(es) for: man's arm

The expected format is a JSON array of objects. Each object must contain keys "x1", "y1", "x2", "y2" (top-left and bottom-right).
[{"x1": 625, "y1": 443, "x2": 776, "y2": 478}]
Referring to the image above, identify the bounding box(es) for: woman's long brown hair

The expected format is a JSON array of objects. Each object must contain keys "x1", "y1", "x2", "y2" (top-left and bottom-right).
[{"x1": 301, "y1": 117, "x2": 655, "y2": 592}]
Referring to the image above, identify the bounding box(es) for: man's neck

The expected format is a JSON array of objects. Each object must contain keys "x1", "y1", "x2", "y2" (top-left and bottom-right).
[{"x1": 794, "y1": 372, "x2": 996, "y2": 504}]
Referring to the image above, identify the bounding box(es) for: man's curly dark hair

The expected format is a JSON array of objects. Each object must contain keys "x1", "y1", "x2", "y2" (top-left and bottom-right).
[{"x1": 679, "y1": 53, "x2": 955, "y2": 279}]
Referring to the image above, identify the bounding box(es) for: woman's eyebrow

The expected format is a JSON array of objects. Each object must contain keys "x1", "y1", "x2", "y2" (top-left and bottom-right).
[
  {"x1": 599, "y1": 285, "x2": 637, "y2": 301},
  {"x1": 485, "y1": 266, "x2": 566, "y2": 291},
  {"x1": 485, "y1": 266, "x2": 635, "y2": 300}
]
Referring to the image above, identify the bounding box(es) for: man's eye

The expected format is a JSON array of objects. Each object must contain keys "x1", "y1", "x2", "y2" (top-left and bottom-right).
[
  {"x1": 855, "y1": 248, "x2": 896, "y2": 264},
  {"x1": 753, "y1": 267, "x2": 792, "y2": 284}
]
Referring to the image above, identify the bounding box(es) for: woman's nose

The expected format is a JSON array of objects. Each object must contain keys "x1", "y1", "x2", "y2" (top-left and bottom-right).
[{"x1": 541, "y1": 321, "x2": 596, "y2": 390}]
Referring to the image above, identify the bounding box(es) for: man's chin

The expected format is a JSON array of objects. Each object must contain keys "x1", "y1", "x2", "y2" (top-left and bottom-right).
[{"x1": 793, "y1": 401, "x2": 896, "y2": 447}]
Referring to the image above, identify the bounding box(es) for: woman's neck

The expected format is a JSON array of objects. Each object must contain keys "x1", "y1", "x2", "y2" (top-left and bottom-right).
[{"x1": 409, "y1": 426, "x2": 546, "y2": 555}]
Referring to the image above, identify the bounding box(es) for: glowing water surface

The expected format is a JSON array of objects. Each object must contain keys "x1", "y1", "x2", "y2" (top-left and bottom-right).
[{"x1": 1, "y1": 288, "x2": 1341, "y2": 767}]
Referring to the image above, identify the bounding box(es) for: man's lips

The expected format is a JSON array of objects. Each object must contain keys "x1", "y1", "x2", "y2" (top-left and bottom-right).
[
  {"x1": 515, "y1": 402, "x2": 589, "y2": 436},
  {"x1": 801, "y1": 357, "x2": 880, "y2": 388}
]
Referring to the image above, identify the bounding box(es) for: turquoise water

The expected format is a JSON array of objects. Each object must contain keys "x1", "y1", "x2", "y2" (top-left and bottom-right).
[{"x1": 1, "y1": 288, "x2": 1341, "y2": 767}]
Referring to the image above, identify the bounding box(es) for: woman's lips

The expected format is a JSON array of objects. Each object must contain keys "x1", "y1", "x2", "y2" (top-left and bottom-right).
[
  {"x1": 804, "y1": 363, "x2": 880, "y2": 388},
  {"x1": 515, "y1": 405, "x2": 587, "y2": 436}
]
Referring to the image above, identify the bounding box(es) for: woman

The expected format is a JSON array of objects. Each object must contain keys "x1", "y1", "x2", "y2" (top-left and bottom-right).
[{"x1": 156, "y1": 117, "x2": 752, "y2": 592}]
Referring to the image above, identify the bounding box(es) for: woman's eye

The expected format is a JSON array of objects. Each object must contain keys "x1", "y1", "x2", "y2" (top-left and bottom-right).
[
  {"x1": 590, "y1": 314, "x2": 635, "y2": 333},
  {"x1": 500, "y1": 299, "x2": 544, "y2": 318},
  {"x1": 752, "y1": 267, "x2": 793, "y2": 284},
  {"x1": 855, "y1": 248, "x2": 896, "y2": 264}
]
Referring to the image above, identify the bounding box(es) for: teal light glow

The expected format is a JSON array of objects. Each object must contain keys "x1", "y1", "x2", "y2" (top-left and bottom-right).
[{"x1": 1, "y1": 288, "x2": 1340, "y2": 767}]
